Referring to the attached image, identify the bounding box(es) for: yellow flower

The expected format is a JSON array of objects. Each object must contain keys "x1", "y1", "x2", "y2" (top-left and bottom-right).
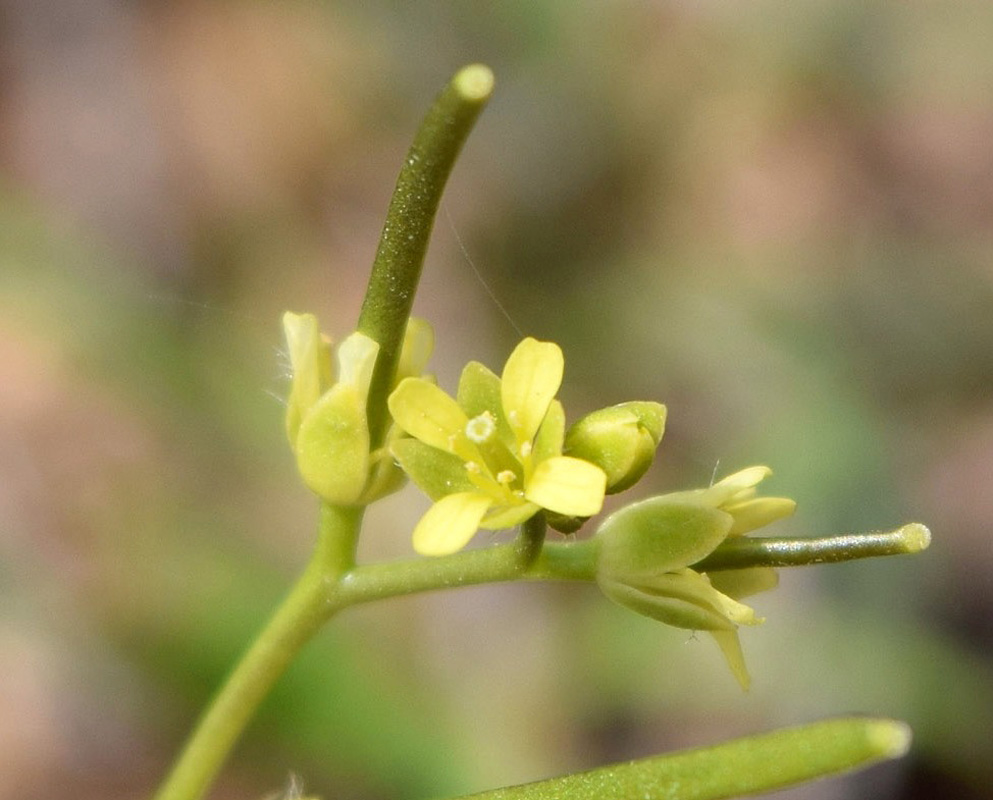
[{"x1": 388, "y1": 338, "x2": 608, "y2": 556}]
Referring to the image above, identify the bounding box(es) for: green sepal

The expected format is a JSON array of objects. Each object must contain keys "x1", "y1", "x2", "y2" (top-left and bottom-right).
[
  {"x1": 596, "y1": 499, "x2": 733, "y2": 579},
  {"x1": 545, "y1": 511, "x2": 587, "y2": 534},
  {"x1": 599, "y1": 575, "x2": 736, "y2": 632},
  {"x1": 457, "y1": 361, "x2": 513, "y2": 446},
  {"x1": 391, "y1": 438, "x2": 475, "y2": 501},
  {"x1": 294, "y1": 383, "x2": 370, "y2": 504},
  {"x1": 709, "y1": 567, "x2": 779, "y2": 600},
  {"x1": 361, "y1": 443, "x2": 408, "y2": 503},
  {"x1": 625, "y1": 400, "x2": 666, "y2": 441},
  {"x1": 601, "y1": 567, "x2": 759, "y2": 631}
]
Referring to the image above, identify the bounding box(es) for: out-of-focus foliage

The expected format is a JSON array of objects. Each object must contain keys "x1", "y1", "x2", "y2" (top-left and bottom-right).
[{"x1": 2, "y1": 2, "x2": 992, "y2": 799}]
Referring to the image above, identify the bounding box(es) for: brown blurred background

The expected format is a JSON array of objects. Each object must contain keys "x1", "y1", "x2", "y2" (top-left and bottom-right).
[{"x1": 2, "y1": 2, "x2": 992, "y2": 799}]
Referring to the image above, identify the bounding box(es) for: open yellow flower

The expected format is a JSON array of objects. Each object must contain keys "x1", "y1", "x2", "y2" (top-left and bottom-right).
[{"x1": 388, "y1": 338, "x2": 608, "y2": 556}]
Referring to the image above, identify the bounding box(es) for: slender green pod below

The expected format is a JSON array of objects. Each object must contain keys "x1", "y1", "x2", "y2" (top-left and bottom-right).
[{"x1": 456, "y1": 717, "x2": 911, "y2": 800}]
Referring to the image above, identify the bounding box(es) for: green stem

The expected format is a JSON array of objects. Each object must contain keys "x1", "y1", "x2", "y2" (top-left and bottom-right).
[
  {"x1": 318, "y1": 501, "x2": 363, "y2": 576},
  {"x1": 337, "y1": 536, "x2": 572, "y2": 605},
  {"x1": 695, "y1": 523, "x2": 931, "y2": 572},
  {"x1": 152, "y1": 506, "x2": 363, "y2": 800},
  {"x1": 514, "y1": 513, "x2": 547, "y2": 569},
  {"x1": 358, "y1": 64, "x2": 494, "y2": 448}
]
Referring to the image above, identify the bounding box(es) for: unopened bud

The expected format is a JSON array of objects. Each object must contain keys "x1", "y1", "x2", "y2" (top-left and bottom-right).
[{"x1": 565, "y1": 402, "x2": 666, "y2": 493}]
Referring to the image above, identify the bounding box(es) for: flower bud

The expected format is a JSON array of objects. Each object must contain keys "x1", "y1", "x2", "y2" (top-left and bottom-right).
[
  {"x1": 594, "y1": 498, "x2": 756, "y2": 630},
  {"x1": 283, "y1": 312, "x2": 436, "y2": 506},
  {"x1": 292, "y1": 330, "x2": 380, "y2": 504},
  {"x1": 565, "y1": 402, "x2": 666, "y2": 493},
  {"x1": 592, "y1": 491, "x2": 771, "y2": 690}
]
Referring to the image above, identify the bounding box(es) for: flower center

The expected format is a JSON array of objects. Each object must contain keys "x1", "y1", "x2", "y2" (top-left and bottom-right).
[{"x1": 465, "y1": 411, "x2": 497, "y2": 443}]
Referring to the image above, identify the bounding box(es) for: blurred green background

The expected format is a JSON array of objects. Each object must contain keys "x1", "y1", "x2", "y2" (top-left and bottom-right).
[{"x1": 2, "y1": 2, "x2": 992, "y2": 799}]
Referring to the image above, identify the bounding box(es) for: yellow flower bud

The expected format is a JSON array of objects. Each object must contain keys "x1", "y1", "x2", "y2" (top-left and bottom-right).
[
  {"x1": 282, "y1": 312, "x2": 435, "y2": 506},
  {"x1": 565, "y1": 402, "x2": 666, "y2": 493}
]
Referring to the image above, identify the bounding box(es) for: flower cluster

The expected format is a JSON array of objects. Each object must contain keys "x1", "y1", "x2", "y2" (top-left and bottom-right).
[
  {"x1": 387, "y1": 338, "x2": 665, "y2": 556},
  {"x1": 286, "y1": 321, "x2": 796, "y2": 687}
]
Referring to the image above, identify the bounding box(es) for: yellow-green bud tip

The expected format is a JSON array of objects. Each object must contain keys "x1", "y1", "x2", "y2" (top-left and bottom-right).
[
  {"x1": 865, "y1": 719, "x2": 913, "y2": 759},
  {"x1": 455, "y1": 64, "x2": 495, "y2": 102},
  {"x1": 899, "y1": 523, "x2": 931, "y2": 554}
]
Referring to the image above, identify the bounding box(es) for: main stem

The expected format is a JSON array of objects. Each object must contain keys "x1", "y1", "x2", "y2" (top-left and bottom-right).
[
  {"x1": 153, "y1": 65, "x2": 494, "y2": 800},
  {"x1": 152, "y1": 505, "x2": 363, "y2": 800}
]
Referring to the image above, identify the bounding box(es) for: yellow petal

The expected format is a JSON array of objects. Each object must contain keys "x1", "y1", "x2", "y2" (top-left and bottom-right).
[
  {"x1": 708, "y1": 629, "x2": 751, "y2": 691},
  {"x1": 412, "y1": 493, "x2": 492, "y2": 556},
  {"x1": 336, "y1": 332, "x2": 380, "y2": 397},
  {"x1": 706, "y1": 466, "x2": 771, "y2": 504},
  {"x1": 283, "y1": 311, "x2": 329, "y2": 445},
  {"x1": 718, "y1": 466, "x2": 772, "y2": 489},
  {"x1": 501, "y1": 338, "x2": 564, "y2": 446},
  {"x1": 388, "y1": 378, "x2": 469, "y2": 453},
  {"x1": 396, "y1": 317, "x2": 435, "y2": 383},
  {"x1": 525, "y1": 456, "x2": 605, "y2": 517},
  {"x1": 695, "y1": 466, "x2": 769, "y2": 510},
  {"x1": 724, "y1": 496, "x2": 797, "y2": 535}
]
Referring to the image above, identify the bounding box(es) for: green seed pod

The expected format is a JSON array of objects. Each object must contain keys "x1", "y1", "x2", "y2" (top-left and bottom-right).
[{"x1": 565, "y1": 402, "x2": 666, "y2": 493}]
